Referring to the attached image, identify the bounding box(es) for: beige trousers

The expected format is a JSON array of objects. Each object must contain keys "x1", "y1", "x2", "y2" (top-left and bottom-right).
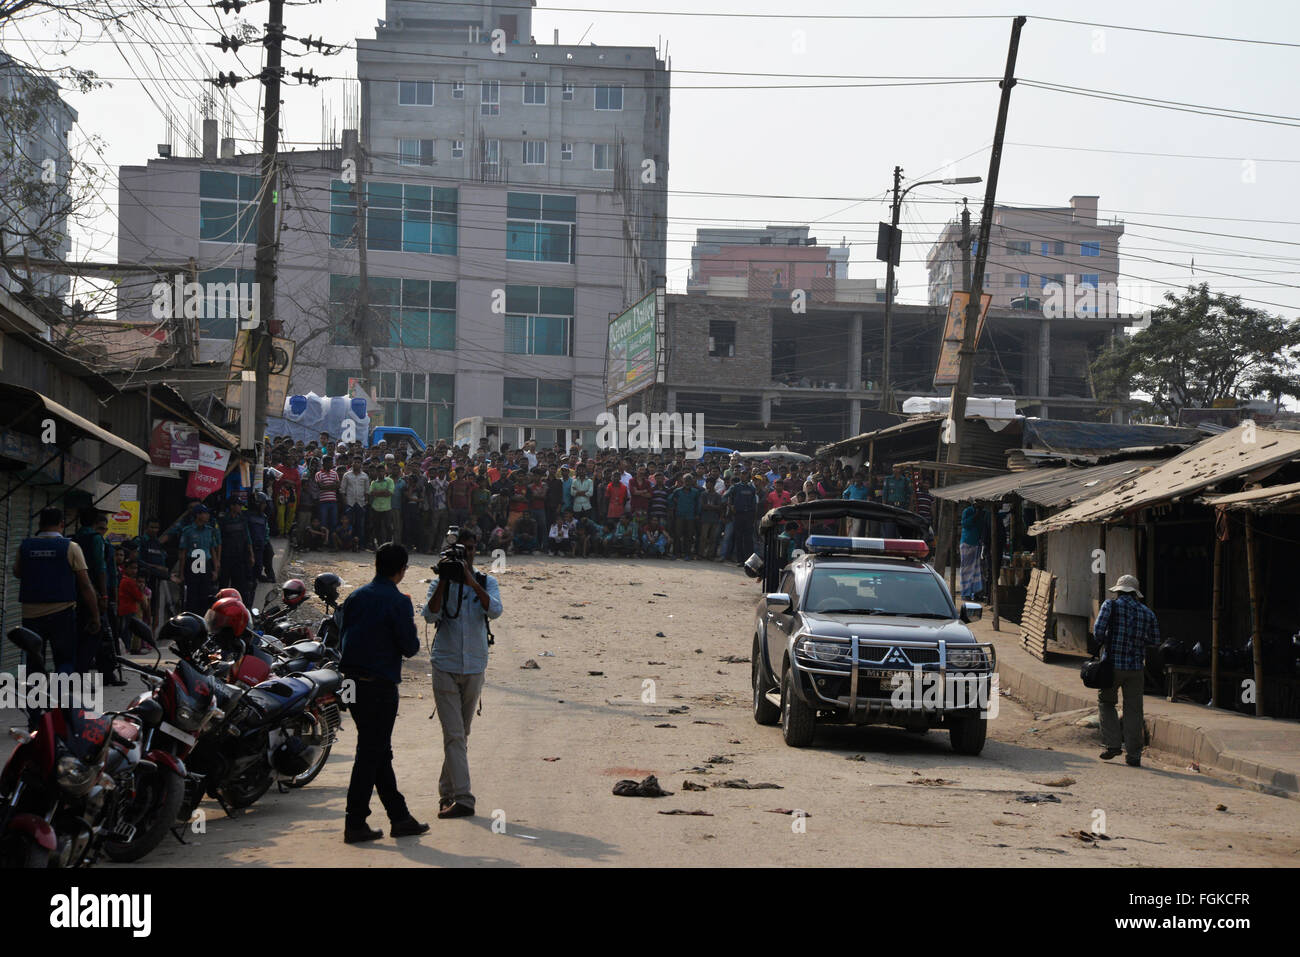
[{"x1": 432, "y1": 667, "x2": 486, "y2": 808}]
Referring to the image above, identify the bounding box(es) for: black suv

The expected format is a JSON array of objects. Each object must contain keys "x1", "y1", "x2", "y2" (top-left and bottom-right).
[{"x1": 745, "y1": 501, "x2": 995, "y2": 754}]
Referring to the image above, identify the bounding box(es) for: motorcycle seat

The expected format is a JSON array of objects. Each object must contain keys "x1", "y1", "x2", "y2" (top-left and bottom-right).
[
  {"x1": 285, "y1": 640, "x2": 326, "y2": 659},
  {"x1": 301, "y1": 669, "x2": 342, "y2": 696}
]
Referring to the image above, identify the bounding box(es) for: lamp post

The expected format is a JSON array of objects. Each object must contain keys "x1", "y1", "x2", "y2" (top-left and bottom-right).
[{"x1": 878, "y1": 170, "x2": 982, "y2": 412}]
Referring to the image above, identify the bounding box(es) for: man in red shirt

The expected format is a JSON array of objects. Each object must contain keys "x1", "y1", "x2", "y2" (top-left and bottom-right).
[
  {"x1": 605, "y1": 472, "x2": 629, "y2": 521},
  {"x1": 766, "y1": 478, "x2": 793, "y2": 512},
  {"x1": 629, "y1": 467, "x2": 652, "y2": 515}
]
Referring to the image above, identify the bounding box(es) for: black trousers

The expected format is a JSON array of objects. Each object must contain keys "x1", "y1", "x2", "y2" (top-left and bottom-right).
[{"x1": 345, "y1": 678, "x2": 410, "y2": 825}]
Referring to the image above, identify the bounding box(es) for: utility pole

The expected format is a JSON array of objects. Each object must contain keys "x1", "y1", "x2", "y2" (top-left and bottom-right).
[
  {"x1": 879, "y1": 165, "x2": 903, "y2": 413},
  {"x1": 346, "y1": 130, "x2": 375, "y2": 397},
  {"x1": 945, "y1": 15, "x2": 1026, "y2": 468},
  {"x1": 960, "y1": 200, "x2": 972, "y2": 292},
  {"x1": 251, "y1": 0, "x2": 285, "y2": 462}
]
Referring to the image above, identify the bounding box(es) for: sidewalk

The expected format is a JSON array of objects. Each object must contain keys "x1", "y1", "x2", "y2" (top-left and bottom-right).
[{"x1": 970, "y1": 614, "x2": 1300, "y2": 798}]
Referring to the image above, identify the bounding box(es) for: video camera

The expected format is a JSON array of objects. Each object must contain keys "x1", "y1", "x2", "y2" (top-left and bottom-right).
[{"x1": 437, "y1": 526, "x2": 470, "y2": 583}]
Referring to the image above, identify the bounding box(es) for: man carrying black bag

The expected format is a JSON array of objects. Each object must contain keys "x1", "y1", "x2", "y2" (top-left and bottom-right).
[{"x1": 1091, "y1": 574, "x2": 1160, "y2": 767}]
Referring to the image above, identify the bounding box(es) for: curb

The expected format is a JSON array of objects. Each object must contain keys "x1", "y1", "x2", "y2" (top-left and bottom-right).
[{"x1": 995, "y1": 653, "x2": 1298, "y2": 799}]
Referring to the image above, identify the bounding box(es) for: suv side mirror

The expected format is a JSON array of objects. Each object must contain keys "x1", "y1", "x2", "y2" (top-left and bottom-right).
[
  {"x1": 960, "y1": 602, "x2": 983, "y2": 623},
  {"x1": 765, "y1": 592, "x2": 792, "y2": 612}
]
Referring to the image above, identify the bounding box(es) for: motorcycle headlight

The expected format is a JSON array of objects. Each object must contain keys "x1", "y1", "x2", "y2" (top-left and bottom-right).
[
  {"x1": 947, "y1": 646, "x2": 991, "y2": 670},
  {"x1": 796, "y1": 637, "x2": 851, "y2": 665},
  {"x1": 56, "y1": 754, "x2": 97, "y2": 795}
]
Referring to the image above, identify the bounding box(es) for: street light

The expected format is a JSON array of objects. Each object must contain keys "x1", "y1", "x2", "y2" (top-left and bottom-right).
[{"x1": 878, "y1": 170, "x2": 983, "y2": 412}]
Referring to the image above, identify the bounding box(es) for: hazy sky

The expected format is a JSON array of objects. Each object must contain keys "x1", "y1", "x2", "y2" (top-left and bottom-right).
[{"x1": 4, "y1": 0, "x2": 1298, "y2": 317}]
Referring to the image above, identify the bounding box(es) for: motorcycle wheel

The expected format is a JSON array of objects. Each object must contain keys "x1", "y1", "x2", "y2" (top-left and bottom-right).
[
  {"x1": 103, "y1": 768, "x2": 185, "y2": 863},
  {"x1": 285, "y1": 745, "x2": 331, "y2": 789},
  {"x1": 0, "y1": 833, "x2": 51, "y2": 868},
  {"x1": 218, "y1": 772, "x2": 274, "y2": 810}
]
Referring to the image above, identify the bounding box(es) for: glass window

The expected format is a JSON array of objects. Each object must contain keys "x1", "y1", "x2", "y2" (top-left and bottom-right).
[
  {"x1": 1080, "y1": 241, "x2": 1101, "y2": 256},
  {"x1": 1006, "y1": 240, "x2": 1030, "y2": 255},
  {"x1": 199, "y1": 170, "x2": 259, "y2": 243},
  {"x1": 561, "y1": 142, "x2": 573, "y2": 161},
  {"x1": 481, "y1": 79, "x2": 500, "y2": 115},
  {"x1": 399, "y1": 138, "x2": 434, "y2": 166},
  {"x1": 330, "y1": 179, "x2": 358, "y2": 249},
  {"x1": 503, "y1": 378, "x2": 572, "y2": 419},
  {"x1": 1018, "y1": 275, "x2": 1029, "y2": 288},
  {"x1": 593, "y1": 143, "x2": 617, "y2": 171},
  {"x1": 1079, "y1": 273, "x2": 1100, "y2": 287},
  {"x1": 562, "y1": 82, "x2": 575, "y2": 101},
  {"x1": 452, "y1": 81, "x2": 464, "y2": 99},
  {"x1": 523, "y1": 140, "x2": 546, "y2": 165},
  {"x1": 399, "y1": 80, "x2": 434, "y2": 106},
  {"x1": 452, "y1": 139, "x2": 464, "y2": 158},
  {"x1": 329, "y1": 276, "x2": 455, "y2": 350},
  {"x1": 594, "y1": 83, "x2": 623, "y2": 110},
  {"x1": 325, "y1": 368, "x2": 362, "y2": 396},
  {"x1": 523, "y1": 80, "x2": 546, "y2": 105},
  {"x1": 196, "y1": 266, "x2": 256, "y2": 340},
  {"x1": 506, "y1": 192, "x2": 576, "y2": 263}
]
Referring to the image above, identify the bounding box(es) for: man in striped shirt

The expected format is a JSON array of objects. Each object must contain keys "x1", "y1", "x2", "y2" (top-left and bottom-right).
[{"x1": 316, "y1": 457, "x2": 341, "y2": 534}]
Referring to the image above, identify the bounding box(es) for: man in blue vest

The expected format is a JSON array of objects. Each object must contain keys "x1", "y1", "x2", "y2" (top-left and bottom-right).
[{"x1": 14, "y1": 507, "x2": 102, "y2": 674}]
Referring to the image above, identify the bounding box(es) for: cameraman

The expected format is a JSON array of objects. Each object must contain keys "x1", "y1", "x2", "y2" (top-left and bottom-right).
[{"x1": 422, "y1": 527, "x2": 503, "y2": 819}]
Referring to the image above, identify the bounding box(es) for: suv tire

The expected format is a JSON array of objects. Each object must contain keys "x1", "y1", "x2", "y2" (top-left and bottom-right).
[
  {"x1": 752, "y1": 637, "x2": 780, "y2": 725},
  {"x1": 781, "y1": 666, "x2": 816, "y2": 747},
  {"x1": 949, "y1": 712, "x2": 988, "y2": 756}
]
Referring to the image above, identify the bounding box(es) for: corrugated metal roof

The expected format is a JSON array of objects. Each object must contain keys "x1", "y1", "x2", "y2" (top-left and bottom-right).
[
  {"x1": 1023, "y1": 419, "x2": 1201, "y2": 454},
  {"x1": 1029, "y1": 425, "x2": 1300, "y2": 534},
  {"x1": 931, "y1": 469, "x2": 1035, "y2": 503},
  {"x1": 1200, "y1": 480, "x2": 1300, "y2": 511},
  {"x1": 1019, "y1": 459, "x2": 1163, "y2": 509}
]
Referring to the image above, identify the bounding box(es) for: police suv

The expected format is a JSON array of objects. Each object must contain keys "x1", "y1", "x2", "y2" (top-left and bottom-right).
[{"x1": 745, "y1": 500, "x2": 995, "y2": 754}]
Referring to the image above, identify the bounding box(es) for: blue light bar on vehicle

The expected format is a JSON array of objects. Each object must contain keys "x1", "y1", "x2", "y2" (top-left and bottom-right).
[{"x1": 804, "y1": 535, "x2": 930, "y2": 559}]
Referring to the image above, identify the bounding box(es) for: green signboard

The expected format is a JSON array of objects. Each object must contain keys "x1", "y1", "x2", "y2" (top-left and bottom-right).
[{"x1": 606, "y1": 290, "x2": 659, "y2": 404}]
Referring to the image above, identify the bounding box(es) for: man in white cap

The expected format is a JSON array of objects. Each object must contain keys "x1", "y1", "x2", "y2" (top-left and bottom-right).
[{"x1": 1092, "y1": 574, "x2": 1160, "y2": 767}]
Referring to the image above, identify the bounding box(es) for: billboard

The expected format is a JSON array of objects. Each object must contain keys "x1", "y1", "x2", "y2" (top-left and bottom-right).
[
  {"x1": 606, "y1": 290, "x2": 662, "y2": 405},
  {"x1": 933, "y1": 291, "x2": 992, "y2": 388}
]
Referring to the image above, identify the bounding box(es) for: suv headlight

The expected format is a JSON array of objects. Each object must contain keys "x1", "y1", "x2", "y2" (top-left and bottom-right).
[
  {"x1": 947, "y1": 646, "x2": 991, "y2": 670},
  {"x1": 796, "y1": 638, "x2": 851, "y2": 665}
]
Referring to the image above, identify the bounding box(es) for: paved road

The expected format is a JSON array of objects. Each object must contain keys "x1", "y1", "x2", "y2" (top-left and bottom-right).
[{"x1": 13, "y1": 551, "x2": 1296, "y2": 867}]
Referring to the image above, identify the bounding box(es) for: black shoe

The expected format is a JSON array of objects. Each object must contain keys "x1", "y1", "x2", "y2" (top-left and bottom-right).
[
  {"x1": 1099, "y1": 748, "x2": 1122, "y2": 760},
  {"x1": 1126, "y1": 756, "x2": 1142, "y2": 767},
  {"x1": 437, "y1": 801, "x2": 474, "y2": 819},
  {"x1": 390, "y1": 816, "x2": 430, "y2": 838},
  {"x1": 343, "y1": 824, "x2": 383, "y2": 844}
]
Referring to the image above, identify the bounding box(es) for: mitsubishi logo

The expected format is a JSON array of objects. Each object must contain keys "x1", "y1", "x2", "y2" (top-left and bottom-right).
[{"x1": 885, "y1": 648, "x2": 909, "y2": 665}]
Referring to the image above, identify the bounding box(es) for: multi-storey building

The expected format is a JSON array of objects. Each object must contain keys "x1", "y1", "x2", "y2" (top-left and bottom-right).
[
  {"x1": 116, "y1": 123, "x2": 648, "y2": 442},
  {"x1": 357, "y1": 0, "x2": 669, "y2": 285},
  {"x1": 687, "y1": 226, "x2": 850, "y2": 297},
  {"x1": 0, "y1": 50, "x2": 78, "y2": 307},
  {"x1": 926, "y1": 196, "x2": 1125, "y2": 315}
]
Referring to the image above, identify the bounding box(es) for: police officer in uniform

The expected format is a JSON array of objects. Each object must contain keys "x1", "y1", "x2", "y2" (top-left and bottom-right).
[
  {"x1": 13, "y1": 507, "x2": 102, "y2": 674},
  {"x1": 217, "y1": 498, "x2": 257, "y2": 607},
  {"x1": 179, "y1": 505, "x2": 221, "y2": 614}
]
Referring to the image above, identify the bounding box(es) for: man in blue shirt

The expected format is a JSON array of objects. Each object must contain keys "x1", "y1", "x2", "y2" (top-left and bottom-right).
[
  {"x1": 338, "y1": 542, "x2": 428, "y2": 844},
  {"x1": 423, "y1": 527, "x2": 503, "y2": 819},
  {"x1": 1092, "y1": 574, "x2": 1160, "y2": 767}
]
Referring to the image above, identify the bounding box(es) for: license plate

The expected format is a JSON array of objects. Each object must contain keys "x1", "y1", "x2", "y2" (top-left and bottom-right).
[
  {"x1": 859, "y1": 668, "x2": 904, "y2": 680},
  {"x1": 158, "y1": 721, "x2": 196, "y2": 749}
]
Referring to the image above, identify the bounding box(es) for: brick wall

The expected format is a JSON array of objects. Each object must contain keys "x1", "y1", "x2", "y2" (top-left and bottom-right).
[{"x1": 667, "y1": 298, "x2": 772, "y2": 387}]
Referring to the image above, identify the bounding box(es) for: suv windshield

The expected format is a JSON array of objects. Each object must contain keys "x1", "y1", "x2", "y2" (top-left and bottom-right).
[{"x1": 803, "y1": 567, "x2": 953, "y2": 618}]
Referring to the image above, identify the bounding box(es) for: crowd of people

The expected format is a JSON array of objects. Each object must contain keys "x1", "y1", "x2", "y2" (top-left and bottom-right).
[{"x1": 255, "y1": 431, "x2": 938, "y2": 566}]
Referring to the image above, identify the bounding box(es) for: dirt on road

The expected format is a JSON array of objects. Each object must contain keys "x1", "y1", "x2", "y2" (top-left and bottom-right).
[{"x1": 124, "y1": 551, "x2": 1299, "y2": 868}]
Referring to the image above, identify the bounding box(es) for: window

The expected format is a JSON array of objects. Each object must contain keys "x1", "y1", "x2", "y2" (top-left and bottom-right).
[
  {"x1": 1006, "y1": 240, "x2": 1030, "y2": 255},
  {"x1": 199, "y1": 170, "x2": 259, "y2": 244},
  {"x1": 481, "y1": 137, "x2": 500, "y2": 176},
  {"x1": 561, "y1": 142, "x2": 573, "y2": 161},
  {"x1": 196, "y1": 267, "x2": 255, "y2": 340},
  {"x1": 1079, "y1": 273, "x2": 1100, "y2": 287},
  {"x1": 1018, "y1": 274, "x2": 1029, "y2": 288},
  {"x1": 506, "y1": 192, "x2": 577, "y2": 264},
  {"x1": 504, "y1": 285, "x2": 574, "y2": 356},
  {"x1": 331, "y1": 180, "x2": 457, "y2": 255},
  {"x1": 329, "y1": 275, "x2": 456, "y2": 350},
  {"x1": 593, "y1": 83, "x2": 623, "y2": 110},
  {"x1": 1004, "y1": 273, "x2": 1017, "y2": 285},
  {"x1": 504, "y1": 378, "x2": 572, "y2": 420},
  {"x1": 398, "y1": 80, "x2": 433, "y2": 106},
  {"x1": 1040, "y1": 240, "x2": 1064, "y2": 255},
  {"x1": 398, "y1": 138, "x2": 434, "y2": 166},
  {"x1": 593, "y1": 143, "x2": 618, "y2": 171},
  {"x1": 452, "y1": 139, "x2": 464, "y2": 158},
  {"x1": 377, "y1": 372, "x2": 455, "y2": 440},
  {"x1": 523, "y1": 80, "x2": 546, "y2": 105},
  {"x1": 1040, "y1": 273, "x2": 1065, "y2": 289},
  {"x1": 1080, "y1": 241, "x2": 1101, "y2": 257},
  {"x1": 708, "y1": 320, "x2": 736, "y2": 358},
  {"x1": 523, "y1": 140, "x2": 547, "y2": 166},
  {"x1": 481, "y1": 79, "x2": 500, "y2": 115},
  {"x1": 562, "y1": 82, "x2": 575, "y2": 101},
  {"x1": 325, "y1": 368, "x2": 362, "y2": 396},
  {"x1": 452, "y1": 80, "x2": 465, "y2": 99}
]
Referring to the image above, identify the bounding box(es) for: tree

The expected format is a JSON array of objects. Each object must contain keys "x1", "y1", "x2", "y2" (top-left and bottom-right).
[{"x1": 1091, "y1": 283, "x2": 1300, "y2": 421}]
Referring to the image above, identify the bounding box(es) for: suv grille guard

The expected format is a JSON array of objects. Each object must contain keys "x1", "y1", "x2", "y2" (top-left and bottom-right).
[{"x1": 795, "y1": 637, "x2": 996, "y2": 712}]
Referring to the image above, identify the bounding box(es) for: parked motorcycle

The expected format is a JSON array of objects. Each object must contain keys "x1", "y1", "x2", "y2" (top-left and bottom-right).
[{"x1": 0, "y1": 627, "x2": 183, "y2": 867}]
